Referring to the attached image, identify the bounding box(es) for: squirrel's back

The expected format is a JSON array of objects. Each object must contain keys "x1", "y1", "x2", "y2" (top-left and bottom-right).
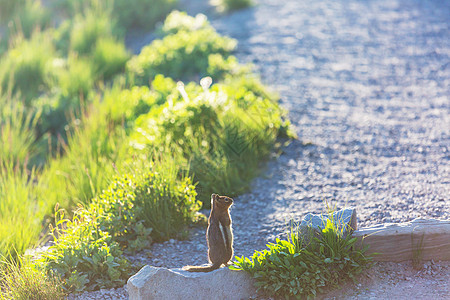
[{"x1": 183, "y1": 194, "x2": 233, "y2": 272}]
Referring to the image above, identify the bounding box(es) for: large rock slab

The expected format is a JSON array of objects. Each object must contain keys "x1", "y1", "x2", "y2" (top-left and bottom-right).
[
  {"x1": 127, "y1": 265, "x2": 256, "y2": 300},
  {"x1": 354, "y1": 218, "x2": 450, "y2": 261}
]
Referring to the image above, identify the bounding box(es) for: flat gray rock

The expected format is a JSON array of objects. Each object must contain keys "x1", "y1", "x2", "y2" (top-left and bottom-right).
[
  {"x1": 127, "y1": 265, "x2": 256, "y2": 300},
  {"x1": 297, "y1": 208, "x2": 357, "y2": 239}
]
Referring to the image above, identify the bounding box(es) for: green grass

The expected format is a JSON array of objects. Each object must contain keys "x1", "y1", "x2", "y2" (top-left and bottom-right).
[
  {"x1": 40, "y1": 99, "x2": 126, "y2": 210},
  {"x1": 0, "y1": 0, "x2": 26, "y2": 24},
  {"x1": 6, "y1": 0, "x2": 51, "y2": 39},
  {"x1": 0, "y1": 33, "x2": 56, "y2": 104},
  {"x1": 48, "y1": 54, "x2": 95, "y2": 99},
  {"x1": 51, "y1": 0, "x2": 176, "y2": 31},
  {"x1": 113, "y1": 0, "x2": 177, "y2": 30},
  {"x1": 0, "y1": 256, "x2": 66, "y2": 300},
  {"x1": 92, "y1": 37, "x2": 130, "y2": 80},
  {"x1": 0, "y1": 96, "x2": 41, "y2": 166},
  {"x1": 0, "y1": 163, "x2": 45, "y2": 262},
  {"x1": 69, "y1": 8, "x2": 115, "y2": 56},
  {"x1": 39, "y1": 154, "x2": 200, "y2": 292}
]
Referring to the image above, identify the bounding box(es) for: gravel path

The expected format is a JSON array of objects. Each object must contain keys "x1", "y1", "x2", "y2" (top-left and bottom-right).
[{"x1": 70, "y1": 0, "x2": 450, "y2": 298}]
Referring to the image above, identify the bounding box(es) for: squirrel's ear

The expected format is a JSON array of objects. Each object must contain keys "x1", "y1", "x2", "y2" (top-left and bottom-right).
[{"x1": 211, "y1": 193, "x2": 217, "y2": 204}]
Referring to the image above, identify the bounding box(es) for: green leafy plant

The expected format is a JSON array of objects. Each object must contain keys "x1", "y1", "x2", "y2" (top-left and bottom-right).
[
  {"x1": 40, "y1": 209, "x2": 131, "y2": 292},
  {"x1": 130, "y1": 75, "x2": 291, "y2": 203},
  {"x1": 127, "y1": 25, "x2": 237, "y2": 83},
  {"x1": 159, "y1": 11, "x2": 209, "y2": 36},
  {"x1": 90, "y1": 165, "x2": 200, "y2": 245},
  {"x1": 0, "y1": 255, "x2": 66, "y2": 300},
  {"x1": 40, "y1": 161, "x2": 199, "y2": 291},
  {"x1": 231, "y1": 218, "x2": 373, "y2": 299}
]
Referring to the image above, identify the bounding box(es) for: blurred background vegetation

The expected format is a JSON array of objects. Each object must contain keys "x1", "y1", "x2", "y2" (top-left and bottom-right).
[{"x1": 0, "y1": 0, "x2": 287, "y2": 296}]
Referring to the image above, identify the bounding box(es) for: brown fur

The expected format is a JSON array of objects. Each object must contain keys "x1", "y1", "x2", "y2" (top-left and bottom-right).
[{"x1": 183, "y1": 194, "x2": 233, "y2": 272}]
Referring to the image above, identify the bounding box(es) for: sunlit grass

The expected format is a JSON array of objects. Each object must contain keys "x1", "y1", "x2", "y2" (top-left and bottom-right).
[
  {"x1": 69, "y1": 7, "x2": 115, "y2": 55},
  {"x1": 0, "y1": 255, "x2": 65, "y2": 300},
  {"x1": 0, "y1": 32, "x2": 55, "y2": 104},
  {"x1": 40, "y1": 98, "x2": 126, "y2": 210},
  {"x1": 0, "y1": 96, "x2": 41, "y2": 166},
  {"x1": 0, "y1": 163, "x2": 45, "y2": 262}
]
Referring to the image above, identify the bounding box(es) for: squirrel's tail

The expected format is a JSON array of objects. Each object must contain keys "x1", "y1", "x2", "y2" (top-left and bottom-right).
[{"x1": 182, "y1": 263, "x2": 221, "y2": 272}]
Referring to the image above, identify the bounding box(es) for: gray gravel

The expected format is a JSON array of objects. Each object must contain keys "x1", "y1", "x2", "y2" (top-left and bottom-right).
[
  {"x1": 70, "y1": 0, "x2": 450, "y2": 298},
  {"x1": 209, "y1": 0, "x2": 449, "y2": 237}
]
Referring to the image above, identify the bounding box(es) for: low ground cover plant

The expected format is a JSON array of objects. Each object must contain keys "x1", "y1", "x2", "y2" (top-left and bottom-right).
[
  {"x1": 40, "y1": 160, "x2": 199, "y2": 292},
  {"x1": 231, "y1": 219, "x2": 373, "y2": 299}
]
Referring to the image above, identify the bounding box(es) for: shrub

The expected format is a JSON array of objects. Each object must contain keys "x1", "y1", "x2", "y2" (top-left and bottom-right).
[
  {"x1": 215, "y1": 0, "x2": 253, "y2": 12},
  {"x1": 7, "y1": 0, "x2": 51, "y2": 38},
  {"x1": 127, "y1": 26, "x2": 236, "y2": 83},
  {"x1": 47, "y1": 55, "x2": 95, "y2": 98},
  {"x1": 207, "y1": 54, "x2": 241, "y2": 81},
  {"x1": 69, "y1": 8, "x2": 114, "y2": 55},
  {"x1": 159, "y1": 11, "x2": 209, "y2": 36},
  {"x1": 103, "y1": 85, "x2": 157, "y2": 127},
  {"x1": 52, "y1": 0, "x2": 175, "y2": 31},
  {"x1": 130, "y1": 75, "x2": 291, "y2": 203},
  {"x1": 0, "y1": 33, "x2": 55, "y2": 104},
  {"x1": 92, "y1": 37, "x2": 130, "y2": 80},
  {"x1": 103, "y1": 75, "x2": 178, "y2": 128},
  {"x1": 113, "y1": 0, "x2": 177, "y2": 30},
  {"x1": 0, "y1": 256, "x2": 66, "y2": 300},
  {"x1": 231, "y1": 219, "x2": 373, "y2": 299},
  {"x1": 89, "y1": 164, "x2": 200, "y2": 246}
]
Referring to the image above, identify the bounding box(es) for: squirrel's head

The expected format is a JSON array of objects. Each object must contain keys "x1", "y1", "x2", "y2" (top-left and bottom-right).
[{"x1": 211, "y1": 193, "x2": 233, "y2": 209}]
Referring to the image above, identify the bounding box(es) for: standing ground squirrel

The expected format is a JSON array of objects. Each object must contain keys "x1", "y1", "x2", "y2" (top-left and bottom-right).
[{"x1": 183, "y1": 193, "x2": 234, "y2": 272}]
